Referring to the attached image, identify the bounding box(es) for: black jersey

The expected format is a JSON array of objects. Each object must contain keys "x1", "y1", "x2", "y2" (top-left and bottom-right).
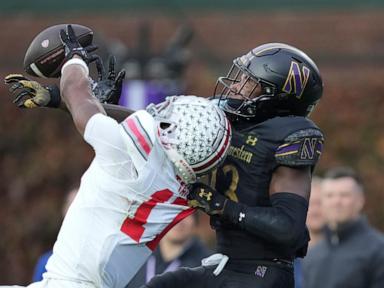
[{"x1": 209, "y1": 116, "x2": 324, "y2": 261}]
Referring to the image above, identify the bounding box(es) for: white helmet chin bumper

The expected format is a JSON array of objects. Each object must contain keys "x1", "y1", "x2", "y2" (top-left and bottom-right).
[{"x1": 162, "y1": 147, "x2": 197, "y2": 184}]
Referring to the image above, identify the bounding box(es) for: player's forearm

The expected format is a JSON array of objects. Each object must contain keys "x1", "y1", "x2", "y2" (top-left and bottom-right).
[
  {"x1": 58, "y1": 98, "x2": 132, "y2": 123},
  {"x1": 60, "y1": 64, "x2": 106, "y2": 135},
  {"x1": 45, "y1": 82, "x2": 132, "y2": 122},
  {"x1": 222, "y1": 192, "x2": 308, "y2": 246}
]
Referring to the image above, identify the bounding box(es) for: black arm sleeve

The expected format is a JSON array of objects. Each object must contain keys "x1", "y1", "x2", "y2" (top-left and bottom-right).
[
  {"x1": 50, "y1": 84, "x2": 134, "y2": 120},
  {"x1": 142, "y1": 267, "x2": 205, "y2": 288},
  {"x1": 222, "y1": 192, "x2": 308, "y2": 247},
  {"x1": 103, "y1": 103, "x2": 134, "y2": 122}
]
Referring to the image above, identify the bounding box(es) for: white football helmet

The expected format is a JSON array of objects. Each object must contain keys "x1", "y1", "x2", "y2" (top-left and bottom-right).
[{"x1": 147, "y1": 95, "x2": 232, "y2": 183}]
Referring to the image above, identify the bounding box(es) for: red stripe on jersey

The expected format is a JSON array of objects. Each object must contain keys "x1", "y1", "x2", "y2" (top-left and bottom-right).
[
  {"x1": 146, "y1": 208, "x2": 195, "y2": 251},
  {"x1": 121, "y1": 189, "x2": 173, "y2": 242},
  {"x1": 126, "y1": 117, "x2": 151, "y2": 155},
  {"x1": 172, "y1": 197, "x2": 188, "y2": 206}
]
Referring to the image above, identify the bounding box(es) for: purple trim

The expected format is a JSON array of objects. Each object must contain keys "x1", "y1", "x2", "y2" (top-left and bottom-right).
[
  {"x1": 316, "y1": 141, "x2": 323, "y2": 153},
  {"x1": 292, "y1": 64, "x2": 304, "y2": 94},
  {"x1": 276, "y1": 143, "x2": 301, "y2": 154}
]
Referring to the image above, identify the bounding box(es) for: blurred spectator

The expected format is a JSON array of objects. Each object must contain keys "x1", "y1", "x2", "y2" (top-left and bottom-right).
[
  {"x1": 303, "y1": 167, "x2": 384, "y2": 288},
  {"x1": 127, "y1": 213, "x2": 211, "y2": 287},
  {"x1": 115, "y1": 22, "x2": 193, "y2": 110},
  {"x1": 32, "y1": 188, "x2": 78, "y2": 281},
  {"x1": 306, "y1": 176, "x2": 325, "y2": 248}
]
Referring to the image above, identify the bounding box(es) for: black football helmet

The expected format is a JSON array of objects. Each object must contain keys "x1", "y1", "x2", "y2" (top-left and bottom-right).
[{"x1": 214, "y1": 43, "x2": 323, "y2": 121}]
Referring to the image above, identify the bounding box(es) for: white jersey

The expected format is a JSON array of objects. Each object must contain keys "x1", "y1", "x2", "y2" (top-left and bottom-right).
[{"x1": 43, "y1": 111, "x2": 194, "y2": 287}]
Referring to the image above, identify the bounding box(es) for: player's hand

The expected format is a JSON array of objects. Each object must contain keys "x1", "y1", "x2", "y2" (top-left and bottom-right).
[
  {"x1": 59, "y1": 24, "x2": 99, "y2": 64},
  {"x1": 4, "y1": 74, "x2": 61, "y2": 108},
  {"x1": 187, "y1": 182, "x2": 228, "y2": 215},
  {"x1": 92, "y1": 56, "x2": 126, "y2": 104}
]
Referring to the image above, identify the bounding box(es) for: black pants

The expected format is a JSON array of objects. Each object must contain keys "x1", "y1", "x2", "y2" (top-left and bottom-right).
[{"x1": 142, "y1": 260, "x2": 294, "y2": 288}]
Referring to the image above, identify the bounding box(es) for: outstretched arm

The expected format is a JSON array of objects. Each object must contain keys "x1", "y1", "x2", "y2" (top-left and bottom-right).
[
  {"x1": 60, "y1": 66, "x2": 134, "y2": 133},
  {"x1": 5, "y1": 34, "x2": 131, "y2": 125},
  {"x1": 223, "y1": 166, "x2": 310, "y2": 245},
  {"x1": 61, "y1": 53, "x2": 130, "y2": 126},
  {"x1": 189, "y1": 166, "x2": 311, "y2": 246},
  {"x1": 5, "y1": 74, "x2": 133, "y2": 122},
  {"x1": 58, "y1": 24, "x2": 110, "y2": 135},
  {"x1": 60, "y1": 56, "x2": 106, "y2": 135}
]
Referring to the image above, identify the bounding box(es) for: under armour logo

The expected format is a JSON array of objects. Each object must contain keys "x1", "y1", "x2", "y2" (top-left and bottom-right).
[
  {"x1": 199, "y1": 189, "x2": 212, "y2": 201},
  {"x1": 255, "y1": 266, "x2": 268, "y2": 278},
  {"x1": 246, "y1": 135, "x2": 258, "y2": 146},
  {"x1": 239, "y1": 212, "x2": 246, "y2": 222}
]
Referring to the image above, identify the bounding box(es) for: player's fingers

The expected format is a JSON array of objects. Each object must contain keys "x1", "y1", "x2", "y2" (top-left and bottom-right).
[
  {"x1": 107, "y1": 55, "x2": 116, "y2": 81},
  {"x1": 67, "y1": 25, "x2": 77, "y2": 43},
  {"x1": 115, "y1": 70, "x2": 126, "y2": 85},
  {"x1": 23, "y1": 99, "x2": 39, "y2": 108},
  {"x1": 16, "y1": 101, "x2": 27, "y2": 108},
  {"x1": 9, "y1": 82, "x2": 25, "y2": 93},
  {"x1": 10, "y1": 81, "x2": 35, "y2": 98},
  {"x1": 88, "y1": 54, "x2": 102, "y2": 64},
  {"x1": 59, "y1": 29, "x2": 69, "y2": 45},
  {"x1": 92, "y1": 56, "x2": 104, "y2": 81},
  {"x1": 13, "y1": 91, "x2": 33, "y2": 104},
  {"x1": 187, "y1": 199, "x2": 201, "y2": 208},
  {"x1": 85, "y1": 45, "x2": 98, "y2": 53},
  {"x1": 19, "y1": 80, "x2": 41, "y2": 91},
  {"x1": 4, "y1": 74, "x2": 29, "y2": 84}
]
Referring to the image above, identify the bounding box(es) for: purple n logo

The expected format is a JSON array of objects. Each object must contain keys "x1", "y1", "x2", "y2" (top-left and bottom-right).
[
  {"x1": 282, "y1": 61, "x2": 310, "y2": 98},
  {"x1": 300, "y1": 138, "x2": 318, "y2": 160}
]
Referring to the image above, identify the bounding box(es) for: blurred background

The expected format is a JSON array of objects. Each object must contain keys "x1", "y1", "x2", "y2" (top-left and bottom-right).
[{"x1": 1, "y1": 0, "x2": 384, "y2": 284}]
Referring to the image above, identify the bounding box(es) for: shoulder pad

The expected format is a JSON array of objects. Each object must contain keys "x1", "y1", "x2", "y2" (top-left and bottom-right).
[
  {"x1": 119, "y1": 110, "x2": 157, "y2": 169},
  {"x1": 245, "y1": 116, "x2": 321, "y2": 143},
  {"x1": 275, "y1": 128, "x2": 324, "y2": 167}
]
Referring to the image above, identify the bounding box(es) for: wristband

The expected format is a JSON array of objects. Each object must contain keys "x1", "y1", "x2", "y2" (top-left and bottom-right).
[
  {"x1": 61, "y1": 58, "x2": 89, "y2": 76},
  {"x1": 46, "y1": 85, "x2": 61, "y2": 108}
]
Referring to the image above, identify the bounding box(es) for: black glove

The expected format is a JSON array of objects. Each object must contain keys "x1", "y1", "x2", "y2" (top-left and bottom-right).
[
  {"x1": 59, "y1": 24, "x2": 99, "y2": 64},
  {"x1": 4, "y1": 74, "x2": 61, "y2": 108},
  {"x1": 187, "y1": 182, "x2": 228, "y2": 215},
  {"x1": 92, "y1": 56, "x2": 126, "y2": 104}
]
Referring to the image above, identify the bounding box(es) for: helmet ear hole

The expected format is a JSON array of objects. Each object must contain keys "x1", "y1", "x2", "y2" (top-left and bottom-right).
[{"x1": 160, "y1": 122, "x2": 171, "y2": 129}]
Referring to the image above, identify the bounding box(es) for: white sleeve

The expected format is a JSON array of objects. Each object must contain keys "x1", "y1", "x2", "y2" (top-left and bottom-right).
[
  {"x1": 84, "y1": 113, "x2": 136, "y2": 179},
  {"x1": 119, "y1": 110, "x2": 157, "y2": 170}
]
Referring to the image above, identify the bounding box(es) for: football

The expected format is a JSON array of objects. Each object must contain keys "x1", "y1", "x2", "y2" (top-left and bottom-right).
[{"x1": 23, "y1": 24, "x2": 93, "y2": 78}]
